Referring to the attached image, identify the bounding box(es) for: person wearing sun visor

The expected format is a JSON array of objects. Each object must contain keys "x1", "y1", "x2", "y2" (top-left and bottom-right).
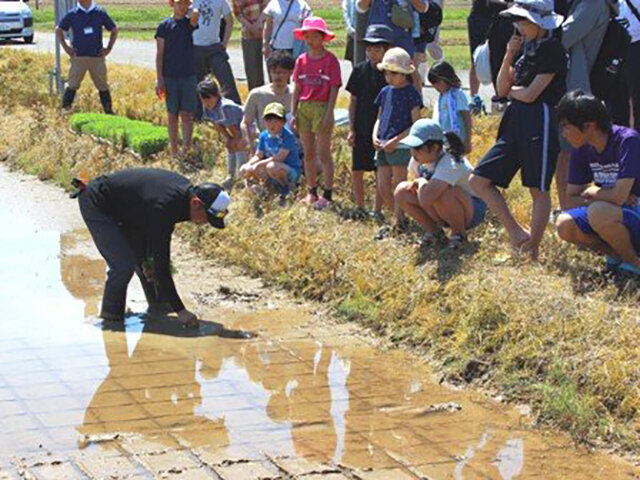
[{"x1": 76, "y1": 168, "x2": 230, "y2": 327}]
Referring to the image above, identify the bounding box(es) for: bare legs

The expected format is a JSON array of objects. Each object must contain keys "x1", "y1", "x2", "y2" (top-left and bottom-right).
[{"x1": 167, "y1": 111, "x2": 194, "y2": 157}]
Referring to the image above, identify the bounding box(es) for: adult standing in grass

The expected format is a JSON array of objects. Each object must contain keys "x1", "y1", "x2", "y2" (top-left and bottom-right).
[
  {"x1": 356, "y1": 0, "x2": 428, "y2": 65},
  {"x1": 193, "y1": 0, "x2": 242, "y2": 112},
  {"x1": 469, "y1": 0, "x2": 566, "y2": 260},
  {"x1": 242, "y1": 51, "x2": 295, "y2": 151},
  {"x1": 555, "y1": 91, "x2": 640, "y2": 276},
  {"x1": 343, "y1": 0, "x2": 357, "y2": 65},
  {"x1": 262, "y1": 0, "x2": 312, "y2": 57},
  {"x1": 555, "y1": 0, "x2": 616, "y2": 209},
  {"x1": 619, "y1": 0, "x2": 640, "y2": 130},
  {"x1": 232, "y1": 0, "x2": 267, "y2": 90},
  {"x1": 76, "y1": 168, "x2": 230, "y2": 326},
  {"x1": 155, "y1": 0, "x2": 200, "y2": 158},
  {"x1": 56, "y1": 0, "x2": 118, "y2": 114}
]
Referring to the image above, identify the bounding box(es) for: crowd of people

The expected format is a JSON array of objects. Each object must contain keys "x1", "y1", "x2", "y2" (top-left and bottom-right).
[{"x1": 56, "y1": 0, "x2": 640, "y2": 296}]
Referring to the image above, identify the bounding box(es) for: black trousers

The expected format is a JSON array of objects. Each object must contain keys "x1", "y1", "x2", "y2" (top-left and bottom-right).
[{"x1": 79, "y1": 191, "x2": 160, "y2": 318}]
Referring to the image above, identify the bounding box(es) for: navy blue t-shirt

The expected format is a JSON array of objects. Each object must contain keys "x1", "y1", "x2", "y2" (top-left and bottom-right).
[
  {"x1": 58, "y1": 6, "x2": 116, "y2": 57},
  {"x1": 375, "y1": 84, "x2": 423, "y2": 141},
  {"x1": 155, "y1": 17, "x2": 197, "y2": 78}
]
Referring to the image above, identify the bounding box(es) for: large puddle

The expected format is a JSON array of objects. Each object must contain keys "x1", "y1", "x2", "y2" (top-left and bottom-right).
[{"x1": 0, "y1": 168, "x2": 637, "y2": 479}]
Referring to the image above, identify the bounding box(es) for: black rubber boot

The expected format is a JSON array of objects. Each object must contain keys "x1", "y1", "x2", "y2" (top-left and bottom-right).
[
  {"x1": 99, "y1": 90, "x2": 114, "y2": 114},
  {"x1": 61, "y1": 88, "x2": 76, "y2": 110}
]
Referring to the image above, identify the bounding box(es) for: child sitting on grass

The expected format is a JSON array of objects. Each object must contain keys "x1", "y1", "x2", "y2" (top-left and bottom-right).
[
  {"x1": 155, "y1": 0, "x2": 200, "y2": 158},
  {"x1": 239, "y1": 102, "x2": 301, "y2": 199},
  {"x1": 428, "y1": 60, "x2": 473, "y2": 154},
  {"x1": 373, "y1": 47, "x2": 423, "y2": 237},
  {"x1": 197, "y1": 78, "x2": 247, "y2": 189},
  {"x1": 291, "y1": 16, "x2": 342, "y2": 210}
]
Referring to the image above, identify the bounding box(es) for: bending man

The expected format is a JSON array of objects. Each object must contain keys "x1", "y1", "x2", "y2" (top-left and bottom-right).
[{"x1": 77, "y1": 168, "x2": 230, "y2": 325}]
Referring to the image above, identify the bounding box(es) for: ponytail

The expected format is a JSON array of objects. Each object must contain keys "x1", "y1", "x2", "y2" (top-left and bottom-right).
[{"x1": 444, "y1": 132, "x2": 465, "y2": 163}]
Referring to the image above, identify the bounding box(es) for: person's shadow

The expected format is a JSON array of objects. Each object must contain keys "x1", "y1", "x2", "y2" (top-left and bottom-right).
[{"x1": 414, "y1": 240, "x2": 480, "y2": 284}]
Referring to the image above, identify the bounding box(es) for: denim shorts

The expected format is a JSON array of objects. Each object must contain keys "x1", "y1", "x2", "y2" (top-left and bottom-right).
[
  {"x1": 165, "y1": 75, "x2": 198, "y2": 115},
  {"x1": 376, "y1": 148, "x2": 411, "y2": 167},
  {"x1": 566, "y1": 203, "x2": 640, "y2": 255},
  {"x1": 469, "y1": 196, "x2": 487, "y2": 230}
]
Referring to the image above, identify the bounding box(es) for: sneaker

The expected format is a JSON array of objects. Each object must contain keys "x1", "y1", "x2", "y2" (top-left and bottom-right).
[
  {"x1": 375, "y1": 225, "x2": 392, "y2": 241},
  {"x1": 469, "y1": 95, "x2": 486, "y2": 115},
  {"x1": 447, "y1": 234, "x2": 467, "y2": 249},
  {"x1": 314, "y1": 197, "x2": 331, "y2": 210},
  {"x1": 619, "y1": 262, "x2": 640, "y2": 276},
  {"x1": 605, "y1": 255, "x2": 622, "y2": 272},
  {"x1": 369, "y1": 210, "x2": 386, "y2": 224},
  {"x1": 418, "y1": 229, "x2": 445, "y2": 248},
  {"x1": 301, "y1": 193, "x2": 319, "y2": 205}
]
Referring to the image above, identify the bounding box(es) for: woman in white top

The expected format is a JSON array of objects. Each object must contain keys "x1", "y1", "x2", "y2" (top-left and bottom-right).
[
  {"x1": 394, "y1": 119, "x2": 487, "y2": 248},
  {"x1": 620, "y1": 0, "x2": 640, "y2": 129},
  {"x1": 262, "y1": 0, "x2": 312, "y2": 57}
]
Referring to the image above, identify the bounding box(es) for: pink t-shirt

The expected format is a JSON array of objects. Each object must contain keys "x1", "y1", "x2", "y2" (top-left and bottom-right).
[{"x1": 293, "y1": 51, "x2": 342, "y2": 103}]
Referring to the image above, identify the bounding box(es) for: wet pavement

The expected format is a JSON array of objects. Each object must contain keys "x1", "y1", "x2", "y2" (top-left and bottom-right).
[{"x1": 0, "y1": 166, "x2": 638, "y2": 479}]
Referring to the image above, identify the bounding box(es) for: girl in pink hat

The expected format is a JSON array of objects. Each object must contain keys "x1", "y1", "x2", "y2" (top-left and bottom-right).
[{"x1": 291, "y1": 16, "x2": 342, "y2": 210}]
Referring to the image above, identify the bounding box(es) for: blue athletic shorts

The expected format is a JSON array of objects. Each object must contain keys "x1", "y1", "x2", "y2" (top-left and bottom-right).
[
  {"x1": 165, "y1": 75, "x2": 198, "y2": 115},
  {"x1": 566, "y1": 203, "x2": 640, "y2": 255}
]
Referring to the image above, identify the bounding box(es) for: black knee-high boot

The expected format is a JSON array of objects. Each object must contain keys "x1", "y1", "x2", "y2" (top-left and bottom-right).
[
  {"x1": 61, "y1": 88, "x2": 76, "y2": 109},
  {"x1": 99, "y1": 90, "x2": 114, "y2": 115}
]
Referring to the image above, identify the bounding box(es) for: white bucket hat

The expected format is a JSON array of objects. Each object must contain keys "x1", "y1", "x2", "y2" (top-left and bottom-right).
[
  {"x1": 377, "y1": 47, "x2": 416, "y2": 75},
  {"x1": 500, "y1": 0, "x2": 564, "y2": 30}
]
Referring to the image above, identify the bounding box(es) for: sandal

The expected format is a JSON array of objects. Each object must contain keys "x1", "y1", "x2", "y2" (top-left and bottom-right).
[{"x1": 447, "y1": 234, "x2": 468, "y2": 249}]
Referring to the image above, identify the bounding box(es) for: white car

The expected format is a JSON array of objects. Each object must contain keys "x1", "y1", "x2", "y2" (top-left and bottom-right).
[{"x1": 0, "y1": 0, "x2": 34, "y2": 44}]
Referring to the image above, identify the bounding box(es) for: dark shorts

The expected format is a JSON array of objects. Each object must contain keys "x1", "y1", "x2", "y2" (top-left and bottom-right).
[
  {"x1": 165, "y1": 75, "x2": 198, "y2": 115},
  {"x1": 566, "y1": 204, "x2": 640, "y2": 255},
  {"x1": 473, "y1": 101, "x2": 559, "y2": 192},
  {"x1": 376, "y1": 148, "x2": 411, "y2": 167},
  {"x1": 469, "y1": 196, "x2": 487, "y2": 229},
  {"x1": 467, "y1": 12, "x2": 492, "y2": 58},
  {"x1": 352, "y1": 134, "x2": 376, "y2": 172}
]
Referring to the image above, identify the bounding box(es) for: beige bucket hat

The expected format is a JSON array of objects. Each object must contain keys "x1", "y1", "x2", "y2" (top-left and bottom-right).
[{"x1": 377, "y1": 47, "x2": 415, "y2": 75}]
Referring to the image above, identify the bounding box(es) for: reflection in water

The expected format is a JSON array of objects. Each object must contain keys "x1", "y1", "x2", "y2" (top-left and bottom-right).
[
  {"x1": 328, "y1": 351, "x2": 351, "y2": 463},
  {"x1": 0, "y1": 202, "x2": 636, "y2": 479}
]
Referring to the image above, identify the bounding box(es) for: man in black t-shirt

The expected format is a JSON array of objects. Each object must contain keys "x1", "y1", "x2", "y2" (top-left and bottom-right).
[
  {"x1": 470, "y1": 0, "x2": 567, "y2": 260},
  {"x1": 78, "y1": 168, "x2": 230, "y2": 326},
  {"x1": 345, "y1": 24, "x2": 392, "y2": 217}
]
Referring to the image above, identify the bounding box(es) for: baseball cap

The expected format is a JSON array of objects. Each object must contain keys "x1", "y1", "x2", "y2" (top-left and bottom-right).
[
  {"x1": 398, "y1": 119, "x2": 444, "y2": 149},
  {"x1": 263, "y1": 102, "x2": 286, "y2": 119},
  {"x1": 193, "y1": 183, "x2": 230, "y2": 229},
  {"x1": 363, "y1": 24, "x2": 394, "y2": 45}
]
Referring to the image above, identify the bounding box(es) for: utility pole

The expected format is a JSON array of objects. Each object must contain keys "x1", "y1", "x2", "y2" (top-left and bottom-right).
[{"x1": 52, "y1": 0, "x2": 73, "y2": 94}]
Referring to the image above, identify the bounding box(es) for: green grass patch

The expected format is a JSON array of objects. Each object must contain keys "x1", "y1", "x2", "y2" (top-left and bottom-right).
[{"x1": 69, "y1": 113, "x2": 168, "y2": 156}]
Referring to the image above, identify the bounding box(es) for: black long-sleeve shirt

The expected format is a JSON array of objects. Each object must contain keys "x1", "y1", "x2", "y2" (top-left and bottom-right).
[{"x1": 87, "y1": 168, "x2": 192, "y2": 312}]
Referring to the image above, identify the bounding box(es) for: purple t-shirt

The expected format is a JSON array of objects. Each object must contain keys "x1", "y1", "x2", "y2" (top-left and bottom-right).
[{"x1": 568, "y1": 125, "x2": 640, "y2": 197}]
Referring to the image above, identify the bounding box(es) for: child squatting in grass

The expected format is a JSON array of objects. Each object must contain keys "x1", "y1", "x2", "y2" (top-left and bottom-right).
[
  {"x1": 197, "y1": 78, "x2": 247, "y2": 189},
  {"x1": 291, "y1": 16, "x2": 342, "y2": 210},
  {"x1": 395, "y1": 120, "x2": 487, "y2": 248},
  {"x1": 239, "y1": 102, "x2": 302, "y2": 198},
  {"x1": 155, "y1": 0, "x2": 200, "y2": 158}
]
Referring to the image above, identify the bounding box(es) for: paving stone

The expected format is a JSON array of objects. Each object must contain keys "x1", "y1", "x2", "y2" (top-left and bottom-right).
[
  {"x1": 135, "y1": 450, "x2": 201, "y2": 475},
  {"x1": 156, "y1": 468, "x2": 214, "y2": 479},
  {"x1": 215, "y1": 461, "x2": 281, "y2": 480},
  {"x1": 297, "y1": 474, "x2": 350, "y2": 480},
  {"x1": 272, "y1": 457, "x2": 339, "y2": 476},
  {"x1": 75, "y1": 453, "x2": 144, "y2": 479},
  {"x1": 120, "y1": 434, "x2": 182, "y2": 456},
  {"x1": 28, "y1": 462, "x2": 84, "y2": 480},
  {"x1": 353, "y1": 468, "x2": 418, "y2": 480}
]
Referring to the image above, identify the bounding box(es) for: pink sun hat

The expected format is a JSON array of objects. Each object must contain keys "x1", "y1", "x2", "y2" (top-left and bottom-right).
[{"x1": 293, "y1": 16, "x2": 336, "y2": 41}]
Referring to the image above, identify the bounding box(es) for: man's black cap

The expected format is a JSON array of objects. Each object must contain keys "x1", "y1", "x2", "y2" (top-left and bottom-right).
[
  {"x1": 363, "y1": 24, "x2": 394, "y2": 45},
  {"x1": 193, "y1": 183, "x2": 230, "y2": 229}
]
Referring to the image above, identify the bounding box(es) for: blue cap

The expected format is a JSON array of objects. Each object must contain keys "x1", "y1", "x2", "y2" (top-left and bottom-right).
[
  {"x1": 363, "y1": 24, "x2": 394, "y2": 45},
  {"x1": 398, "y1": 119, "x2": 445, "y2": 149}
]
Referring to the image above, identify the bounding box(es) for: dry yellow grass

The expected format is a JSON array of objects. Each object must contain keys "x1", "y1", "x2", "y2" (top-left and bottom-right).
[{"x1": 1, "y1": 49, "x2": 639, "y2": 454}]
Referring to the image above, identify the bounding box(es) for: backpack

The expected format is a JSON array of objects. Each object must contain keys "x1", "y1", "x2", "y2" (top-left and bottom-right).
[
  {"x1": 590, "y1": 6, "x2": 631, "y2": 100},
  {"x1": 414, "y1": 1, "x2": 443, "y2": 45}
]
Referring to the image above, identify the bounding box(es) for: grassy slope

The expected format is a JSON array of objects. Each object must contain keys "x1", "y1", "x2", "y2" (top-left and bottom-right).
[
  {"x1": 1, "y1": 49, "x2": 639, "y2": 454},
  {"x1": 32, "y1": 4, "x2": 472, "y2": 69}
]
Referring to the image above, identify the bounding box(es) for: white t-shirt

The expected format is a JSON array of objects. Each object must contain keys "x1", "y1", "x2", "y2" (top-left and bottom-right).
[
  {"x1": 409, "y1": 153, "x2": 475, "y2": 196},
  {"x1": 620, "y1": 0, "x2": 640, "y2": 43},
  {"x1": 264, "y1": 0, "x2": 312, "y2": 50},
  {"x1": 193, "y1": 0, "x2": 232, "y2": 46}
]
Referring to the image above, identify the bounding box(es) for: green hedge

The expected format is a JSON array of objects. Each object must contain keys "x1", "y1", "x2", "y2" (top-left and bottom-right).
[{"x1": 69, "y1": 113, "x2": 168, "y2": 157}]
